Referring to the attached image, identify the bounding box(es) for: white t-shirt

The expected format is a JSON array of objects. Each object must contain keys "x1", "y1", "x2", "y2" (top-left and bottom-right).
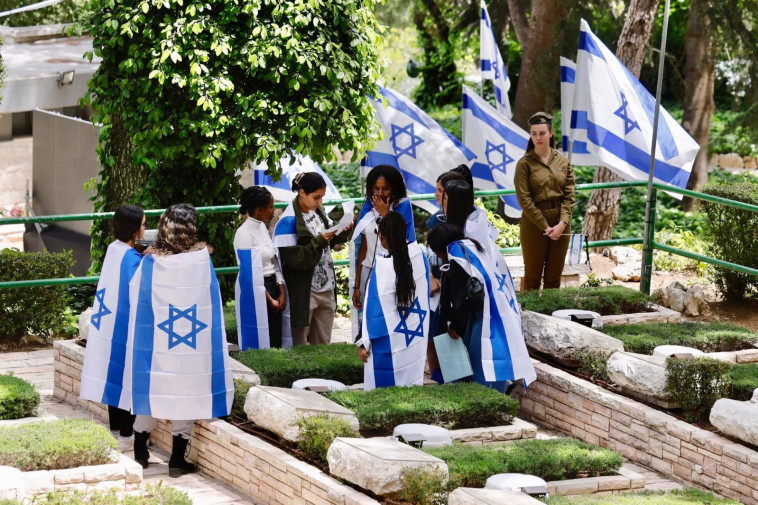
[
  {"x1": 303, "y1": 210, "x2": 336, "y2": 293},
  {"x1": 233, "y1": 217, "x2": 284, "y2": 283}
]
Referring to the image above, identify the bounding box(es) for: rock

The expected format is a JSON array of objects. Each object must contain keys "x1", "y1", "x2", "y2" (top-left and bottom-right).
[
  {"x1": 751, "y1": 389, "x2": 758, "y2": 405},
  {"x1": 717, "y1": 153, "x2": 745, "y2": 170},
  {"x1": 327, "y1": 437, "x2": 447, "y2": 496},
  {"x1": 652, "y1": 345, "x2": 704, "y2": 359},
  {"x1": 521, "y1": 311, "x2": 624, "y2": 367},
  {"x1": 745, "y1": 156, "x2": 758, "y2": 170},
  {"x1": 243, "y1": 386, "x2": 358, "y2": 442},
  {"x1": 612, "y1": 264, "x2": 640, "y2": 282},
  {"x1": 609, "y1": 247, "x2": 641, "y2": 266},
  {"x1": 652, "y1": 287, "x2": 668, "y2": 306},
  {"x1": 710, "y1": 398, "x2": 758, "y2": 446},
  {"x1": 449, "y1": 488, "x2": 545, "y2": 505},
  {"x1": 657, "y1": 282, "x2": 710, "y2": 316},
  {"x1": 0, "y1": 466, "x2": 25, "y2": 500},
  {"x1": 78, "y1": 307, "x2": 94, "y2": 339},
  {"x1": 606, "y1": 352, "x2": 679, "y2": 409}
]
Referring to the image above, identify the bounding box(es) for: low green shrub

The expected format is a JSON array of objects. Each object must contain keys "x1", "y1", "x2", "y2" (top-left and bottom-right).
[
  {"x1": 0, "y1": 249, "x2": 74, "y2": 339},
  {"x1": 426, "y1": 438, "x2": 623, "y2": 486},
  {"x1": 649, "y1": 227, "x2": 710, "y2": 276},
  {"x1": 574, "y1": 351, "x2": 611, "y2": 383},
  {"x1": 603, "y1": 322, "x2": 758, "y2": 355},
  {"x1": 0, "y1": 419, "x2": 117, "y2": 471},
  {"x1": 727, "y1": 363, "x2": 758, "y2": 401},
  {"x1": 231, "y1": 378, "x2": 252, "y2": 420},
  {"x1": 0, "y1": 374, "x2": 40, "y2": 420},
  {"x1": 296, "y1": 415, "x2": 359, "y2": 465},
  {"x1": 665, "y1": 357, "x2": 732, "y2": 424},
  {"x1": 223, "y1": 302, "x2": 237, "y2": 345},
  {"x1": 64, "y1": 283, "x2": 97, "y2": 315},
  {"x1": 234, "y1": 343, "x2": 363, "y2": 388},
  {"x1": 546, "y1": 487, "x2": 740, "y2": 504},
  {"x1": 0, "y1": 482, "x2": 193, "y2": 504},
  {"x1": 400, "y1": 466, "x2": 449, "y2": 505},
  {"x1": 325, "y1": 383, "x2": 519, "y2": 436},
  {"x1": 518, "y1": 286, "x2": 654, "y2": 316}
]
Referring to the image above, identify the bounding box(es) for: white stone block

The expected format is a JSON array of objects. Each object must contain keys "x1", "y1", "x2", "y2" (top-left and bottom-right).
[
  {"x1": 23, "y1": 470, "x2": 55, "y2": 495},
  {"x1": 392, "y1": 423, "x2": 452, "y2": 448},
  {"x1": 652, "y1": 345, "x2": 704, "y2": 359},
  {"x1": 327, "y1": 437, "x2": 447, "y2": 496},
  {"x1": 449, "y1": 488, "x2": 545, "y2": 505},
  {"x1": 243, "y1": 386, "x2": 358, "y2": 442},
  {"x1": 606, "y1": 352, "x2": 678, "y2": 408},
  {"x1": 710, "y1": 398, "x2": 758, "y2": 447},
  {"x1": 0, "y1": 466, "x2": 25, "y2": 500}
]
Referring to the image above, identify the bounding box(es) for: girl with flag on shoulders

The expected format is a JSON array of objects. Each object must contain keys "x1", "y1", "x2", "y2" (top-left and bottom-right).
[
  {"x1": 356, "y1": 211, "x2": 430, "y2": 390},
  {"x1": 441, "y1": 176, "x2": 500, "y2": 262},
  {"x1": 80, "y1": 204, "x2": 146, "y2": 439}
]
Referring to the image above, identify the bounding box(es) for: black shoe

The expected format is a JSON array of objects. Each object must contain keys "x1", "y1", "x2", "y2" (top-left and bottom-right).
[
  {"x1": 168, "y1": 435, "x2": 196, "y2": 478},
  {"x1": 133, "y1": 431, "x2": 150, "y2": 469},
  {"x1": 120, "y1": 413, "x2": 136, "y2": 438}
]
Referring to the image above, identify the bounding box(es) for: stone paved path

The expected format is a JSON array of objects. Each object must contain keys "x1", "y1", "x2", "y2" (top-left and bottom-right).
[{"x1": 0, "y1": 348, "x2": 261, "y2": 505}]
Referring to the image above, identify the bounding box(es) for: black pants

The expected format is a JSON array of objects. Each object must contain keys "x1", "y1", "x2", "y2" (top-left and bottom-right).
[
  {"x1": 108, "y1": 405, "x2": 136, "y2": 437},
  {"x1": 264, "y1": 275, "x2": 283, "y2": 348}
]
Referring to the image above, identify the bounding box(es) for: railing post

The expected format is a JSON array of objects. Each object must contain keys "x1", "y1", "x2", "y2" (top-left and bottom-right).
[{"x1": 640, "y1": 187, "x2": 657, "y2": 294}]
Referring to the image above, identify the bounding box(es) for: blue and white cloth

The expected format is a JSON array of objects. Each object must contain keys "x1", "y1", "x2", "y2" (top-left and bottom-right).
[
  {"x1": 480, "y1": 0, "x2": 512, "y2": 118},
  {"x1": 80, "y1": 240, "x2": 143, "y2": 410},
  {"x1": 234, "y1": 248, "x2": 270, "y2": 350},
  {"x1": 358, "y1": 242, "x2": 431, "y2": 390},
  {"x1": 448, "y1": 240, "x2": 535, "y2": 385},
  {"x1": 560, "y1": 56, "x2": 602, "y2": 167},
  {"x1": 363, "y1": 84, "x2": 476, "y2": 214},
  {"x1": 566, "y1": 234, "x2": 586, "y2": 266},
  {"x1": 124, "y1": 248, "x2": 234, "y2": 420},
  {"x1": 462, "y1": 85, "x2": 526, "y2": 218},
  {"x1": 253, "y1": 154, "x2": 341, "y2": 205},
  {"x1": 272, "y1": 201, "x2": 298, "y2": 249},
  {"x1": 569, "y1": 20, "x2": 700, "y2": 191}
]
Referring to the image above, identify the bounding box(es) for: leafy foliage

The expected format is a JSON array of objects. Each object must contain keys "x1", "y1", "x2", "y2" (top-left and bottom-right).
[
  {"x1": 0, "y1": 0, "x2": 89, "y2": 26},
  {"x1": 0, "y1": 482, "x2": 193, "y2": 505},
  {"x1": 603, "y1": 322, "x2": 758, "y2": 355},
  {"x1": 649, "y1": 227, "x2": 710, "y2": 276},
  {"x1": 325, "y1": 383, "x2": 519, "y2": 436},
  {"x1": 233, "y1": 343, "x2": 363, "y2": 387},
  {"x1": 0, "y1": 249, "x2": 74, "y2": 339},
  {"x1": 517, "y1": 286, "x2": 654, "y2": 316},
  {"x1": 727, "y1": 363, "x2": 758, "y2": 401},
  {"x1": 665, "y1": 357, "x2": 732, "y2": 424},
  {"x1": 400, "y1": 467, "x2": 449, "y2": 505},
  {"x1": 65, "y1": 283, "x2": 97, "y2": 315},
  {"x1": 0, "y1": 374, "x2": 40, "y2": 420},
  {"x1": 574, "y1": 350, "x2": 611, "y2": 384},
  {"x1": 230, "y1": 378, "x2": 252, "y2": 420},
  {"x1": 545, "y1": 487, "x2": 740, "y2": 505},
  {"x1": 0, "y1": 419, "x2": 117, "y2": 471},
  {"x1": 296, "y1": 414, "x2": 358, "y2": 464},
  {"x1": 426, "y1": 438, "x2": 623, "y2": 487}
]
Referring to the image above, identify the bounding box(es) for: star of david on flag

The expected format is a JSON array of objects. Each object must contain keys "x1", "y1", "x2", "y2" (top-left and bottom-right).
[
  {"x1": 394, "y1": 298, "x2": 427, "y2": 347},
  {"x1": 568, "y1": 19, "x2": 699, "y2": 192},
  {"x1": 91, "y1": 288, "x2": 112, "y2": 331},
  {"x1": 485, "y1": 141, "x2": 510, "y2": 173},
  {"x1": 480, "y1": 0, "x2": 512, "y2": 118},
  {"x1": 158, "y1": 304, "x2": 207, "y2": 350},
  {"x1": 390, "y1": 123, "x2": 425, "y2": 159}
]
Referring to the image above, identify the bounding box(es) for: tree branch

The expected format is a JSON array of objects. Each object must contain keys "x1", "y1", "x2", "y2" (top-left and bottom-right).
[{"x1": 506, "y1": 0, "x2": 529, "y2": 45}]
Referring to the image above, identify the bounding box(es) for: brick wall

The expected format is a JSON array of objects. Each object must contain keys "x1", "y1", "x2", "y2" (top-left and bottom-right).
[{"x1": 516, "y1": 361, "x2": 758, "y2": 505}]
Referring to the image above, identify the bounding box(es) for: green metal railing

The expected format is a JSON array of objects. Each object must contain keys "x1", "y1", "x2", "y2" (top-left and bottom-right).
[{"x1": 2, "y1": 181, "x2": 757, "y2": 291}]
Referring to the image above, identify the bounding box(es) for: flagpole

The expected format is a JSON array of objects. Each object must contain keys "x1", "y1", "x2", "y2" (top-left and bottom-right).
[
  {"x1": 640, "y1": 0, "x2": 671, "y2": 295},
  {"x1": 479, "y1": 0, "x2": 485, "y2": 97}
]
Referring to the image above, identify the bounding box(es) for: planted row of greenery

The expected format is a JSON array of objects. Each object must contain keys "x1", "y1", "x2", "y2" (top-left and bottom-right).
[
  {"x1": 0, "y1": 483, "x2": 192, "y2": 505},
  {"x1": 518, "y1": 285, "x2": 654, "y2": 316},
  {"x1": 296, "y1": 415, "x2": 359, "y2": 465},
  {"x1": 425, "y1": 438, "x2": 623, "y2": 486},
  {"x1": 603, "y1": 321, "x2": 758, "y2": 355},
  {"x1": 0, "y1": 419, "x2": 116, "y2": 471},
  {"x1": 546, "y1": 488, "x2": 740, "y2": 505},
  {"x1": 233, "y1": 343, "x2": 364, "y2": 388},
  {"x1": 0, "y1": 374, "x2": 40, "y2": 420},
  {"x1": 325, "y1": 383, "x2": 519, "y2": 437}
]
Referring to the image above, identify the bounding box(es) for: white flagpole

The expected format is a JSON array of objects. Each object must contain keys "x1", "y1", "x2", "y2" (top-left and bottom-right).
[
  {"x1": 479, "y1": 0, "x2": 485, "y2": 97},
  {"x1": 640, "y1": 0, "x2": 671, "y2": 294}
]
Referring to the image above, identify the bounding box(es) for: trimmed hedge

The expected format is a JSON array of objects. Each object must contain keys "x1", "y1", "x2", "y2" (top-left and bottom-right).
[
  {"x1": 296, "y1": 415, "x2": 359, "y2": 465},
  {"x1": 0, "y1": 419, "x2": 117, "y2": 471},
  {"x1": 665, "y1": 357, "x2": 732, "y2": 424},
  {"x1": 603, "y1": 322, "x2": 758, "y2": 355},
  {"x1": 728, "y1": 363, "x2": 758, "y2": 401},
  {"x1": 325, "y1": 383, "x2": 519, "y2": 436},
  {"x1": 425, "y1": 438, "x2": 623, "y2": 486},
  {"x1": 546, "y1": 488, "x2": 739, "y2": 504},
  {"x1": 233, "y1": 343, "x2": 363, "y2": 387},
  {"x1": 0, "y1": 374, "x2": 40, "y2": 420},
  {"x1": 518, "y1": 286, "x2": 654, "y2": 316},
  {"x1": 0, "y1": 482, "x2": 193, "y2": 505}
]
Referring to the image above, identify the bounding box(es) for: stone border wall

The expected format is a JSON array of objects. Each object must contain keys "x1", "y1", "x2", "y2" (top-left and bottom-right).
[
  {"x1": 54, "y1": 340, "x2": 379, "y2": 505},
  {"x1": 516, "y1": 361, "x2": 758, "y2": 505}
]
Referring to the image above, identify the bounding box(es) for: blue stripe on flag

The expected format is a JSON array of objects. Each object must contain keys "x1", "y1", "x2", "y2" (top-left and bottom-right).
[
  {"x1": 209, "y1": 259, "x2": 228, "y2": 418},
  {"x1": 481, "y1": 60, "x2": 493, "y2": 72},
  {"x1": 462, "y1": 93, "x2": 528, "y2": 147},
  {"x1": 395, "y1": 199, "x2": 418, "y2": 243},
  {"x1": 471, "y1": 162, "x2": 496, "y2": 183},
  {"x1": 366, "y1": 269, "x2": 395, "y2": 388},
  {"x1": 578, "y1": 30, "x2": 605, "y2": 60},
  {"x1": 132, "y1": 255, "x2": 155, "y2": 416},
  {"x1": 236, "y1": 249, "x2": 259, "y2": 350},
  {"x1": 254, "y1": 169, "x2": 289, "y2": 190},
  {"x1": 503, "y1": 194, "x2": 521, "y2": 210},
  {"x1": 275, "y1": 216, "x2": 296, "y2": 237},
  {"x1": 571, "y1": 110, "x2": 588, "y2": 129},
  {"x1": 561, "y1": 65, "x2": 576, "y2": 83},
  {"x1": 101, "y1": 249, "x2": 140, "y2": 406},
  {"x1": 363, "y1": 151, "x2": 438, "y2": 196}
]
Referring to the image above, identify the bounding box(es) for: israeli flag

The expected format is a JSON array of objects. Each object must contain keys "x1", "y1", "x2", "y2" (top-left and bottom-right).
[
  {"x1": 272, "y1": 201, "x2": 298, "y2": 249},
  {"x1": 234, "y1": 248, "x2": 270, "y2": 350},
  {"x1": 253, "y1": 154, "x2": 342, "y2": 203},
  {"x1": 566, "y1": 234, "x2": 586, "y2": 266},
  {"x1": 448, "y1": 240, "x2": 535, "y2": 385},
  {"x1": 570, "y1": 20, "x2": 699, "y2": 191},
  {"x1": 358, "y1": 242, "x2": 430, "y2": 391},
  {"x1": 80, "y1": 241, "x2": 143, "y2": 410},
  {"x1": 124, "y1": 248, "x2": 234, "y2": 420},
  {"x1": 560, "y1": 57, "x2": 602, "y2": 167},
  {"x1": 363, "y1": 84, "x2": 476, "y2": 214},
  {"x1": 462, "y1": 85, "x2": 526, "y2": 218},
  {"x1": 480, "y1": 0, "x2": 512, "y2": 118}
]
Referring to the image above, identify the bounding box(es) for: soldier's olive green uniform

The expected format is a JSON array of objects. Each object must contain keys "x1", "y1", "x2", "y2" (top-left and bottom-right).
[{"x1": 514, "y1": 149, "x2": 576, "y2": 291}]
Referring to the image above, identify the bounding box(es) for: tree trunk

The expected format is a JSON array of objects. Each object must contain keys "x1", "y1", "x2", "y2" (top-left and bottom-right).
[
  {"x1": 583, "y1": 0, "x2": 660, "y2": 243},
  {"x1": 681, "y1": 0, "x2": 714, "y2": 211}
]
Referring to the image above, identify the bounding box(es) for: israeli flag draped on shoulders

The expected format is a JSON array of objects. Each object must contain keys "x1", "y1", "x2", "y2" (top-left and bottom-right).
[
  {"x1": 480, "y1": 0, "x2": 512, "y2": 119},
  {"x1": 363, "y1": 84, "x2": 476, "y2": 214},
  {"x1": 560, "y1": 57, "x2": 602, "y2": 167},
  {"x1": 124, "y1": 248, "x2": 233, "y2": 420},
  {"x1": 252, "y1": 154, "x2": 341, "y2": 208},
  {"x1": 448, "y1": 240, "x2": 536, "y2": 385},
  {"x1": 570, "y1": 20, "x2": 699, "y2": 192},
  {"x1": 234, "y1": 247, "x2": 270, "y2": 350},
  {"x1": 272, "y1": 201, "x2": 298, "y2": 249},
  {"x1": 462, "y1": 85, "x2": 526, "y2": 218},
  {"x1": 358, "y1": 242, "x2": 430, "y2": 391},
  {"x1": 80, "y1": 241, "x2": 143, "y2": 410}
]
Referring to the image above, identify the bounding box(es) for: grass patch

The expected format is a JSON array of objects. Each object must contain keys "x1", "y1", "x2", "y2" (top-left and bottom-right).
[
  {"x1": 728, "y1": 363, "x2": 758, "y2": 401},
  {"x1": 324, "y1": 383, "x2": 519, "y2": 437},
  {"x1": 603, "y1": 322, "x2": 758, "y2": 355},
  {"x1": 518, "y1": 286, "x2": 654, "y2": 316},
  {"x1": 0, "y1": 374, "x2": 40, "y2": 420},
  {"x1": 546, "y1": 487, "x2": 740, "y2": 504},
  {"x1": 0, "y1": 482, "x2": 192, "y2": 504},
  {"x1": 425, "y1": 438, "x2": 622, "y2": 486},
  {"x1": 233, "y1": 343, "x2": 363, "y2": 388},
  {"x1": 0, "y1": 419, "x2": 117, "y2": 471},
  {"x1": 296, "y1": 415, "x2": 359, "y2": 465},
  {"x1": 224, "y1": 303, "x2": 237, "y2": 345}
]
